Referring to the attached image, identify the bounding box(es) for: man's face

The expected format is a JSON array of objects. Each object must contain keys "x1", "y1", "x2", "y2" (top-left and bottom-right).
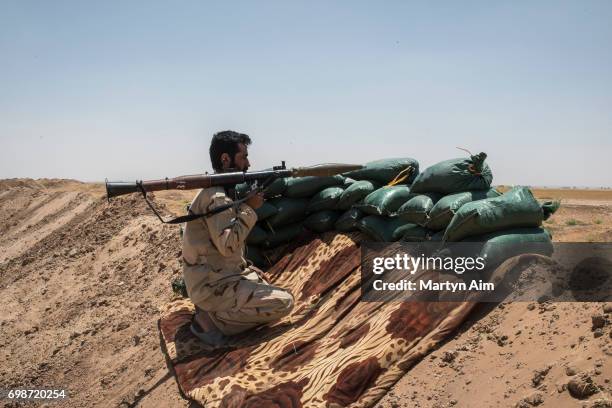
[
  {"x1": 234, "y1": 143, "x2": 250, "y2": 171},
  {"x1": 222, "y1": 143, "x2": 250, "y2": 172}
]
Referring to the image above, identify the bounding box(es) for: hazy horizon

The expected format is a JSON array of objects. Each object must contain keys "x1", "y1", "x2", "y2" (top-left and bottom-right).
[{"x1": 1, "y1": 1, "x2": 611, "y2": 187}]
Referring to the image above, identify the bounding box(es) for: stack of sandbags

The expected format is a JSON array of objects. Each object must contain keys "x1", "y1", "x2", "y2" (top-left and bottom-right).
[
  {"x1": 444, "y1": 186, "x2": 559, "y2": 269},
  {"x1": 344, "y1": 153, "x2": 497, "y2": 244},
  {"x1": 245, "y1": 158, "x2": 420, "y2": 267},
  {"x1": 244, "y1": 152, "x2": 560, "y2": 271},
  {"x1": 391, "y1": 152, "x2": 558, "y2": 270},
  {"x1": 392, "y1": 152, "x2": 497, "y2": 241},
  {"x1": 244, "y1": 174, "x2": 344, "y2": 267},
  {"x1": 332, "y1": 158, "x2": 419, "y2": 239},
  {"x1": 442, "y1": 186, "x2": 559, "y2": 242}
]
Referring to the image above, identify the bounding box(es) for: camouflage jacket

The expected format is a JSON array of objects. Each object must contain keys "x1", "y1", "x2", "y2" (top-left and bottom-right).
[{"x1": 182, "y1": 186, "x2": 258, "y2": 306}]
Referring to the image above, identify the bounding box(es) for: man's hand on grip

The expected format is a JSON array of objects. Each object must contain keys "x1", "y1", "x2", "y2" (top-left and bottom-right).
[{"x1": 245, "y1": 192, "x2": 264, "y2": 210}]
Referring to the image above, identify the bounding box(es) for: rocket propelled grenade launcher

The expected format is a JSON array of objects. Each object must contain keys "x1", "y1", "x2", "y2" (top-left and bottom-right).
[
  {"x1": 105, "y1": 162, "x2": 363, "y2": 199},
  {"x1": 105, "y1": 162, "x2": 364, "y2": 224}
]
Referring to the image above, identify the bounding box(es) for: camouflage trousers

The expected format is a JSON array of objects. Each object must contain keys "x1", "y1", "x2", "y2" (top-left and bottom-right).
[{"x1": 196, "y1": 267, "x2": 294, "y2": 336}]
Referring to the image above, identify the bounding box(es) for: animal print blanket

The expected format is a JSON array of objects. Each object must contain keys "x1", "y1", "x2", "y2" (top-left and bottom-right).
[{"x1": 159, "y1": 232, "x2": 530, "y2": 407}]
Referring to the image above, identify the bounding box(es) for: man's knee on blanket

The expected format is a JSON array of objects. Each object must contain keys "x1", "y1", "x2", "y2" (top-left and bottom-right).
[
  {"x1": 204, "y1": 283, "x2": 294, "y2": 336},
  {"x1": 259, "y1": 287, "x2": 294, "y2": 318}
]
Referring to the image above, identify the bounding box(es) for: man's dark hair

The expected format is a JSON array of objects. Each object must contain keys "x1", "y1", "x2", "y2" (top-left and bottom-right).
[{"x1": 209, "y1": 130, "x2": 252, "y2": 171}]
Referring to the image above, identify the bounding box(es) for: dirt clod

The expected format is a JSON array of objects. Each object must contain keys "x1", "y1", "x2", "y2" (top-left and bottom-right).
[
  {"x1": 590, "y1": 397, "x2": 612, "y2": 408},
  {"x1": 532, "y1": 365, "x2": 552, "y2": 387},
  {"x1": 442, "y1": 350, "x2": 457, "y2": 363},
  {"x1": 516, "y1": 391, "x2": 544, "y2": 407},
  {"x1": 568, "y1": 373, "x2": 600, "y2": 399},
  {"x1": 592, "y1": 314, "x2": 607, "y2": 330}
]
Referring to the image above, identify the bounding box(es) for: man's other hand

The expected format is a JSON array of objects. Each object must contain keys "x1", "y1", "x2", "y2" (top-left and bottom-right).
[{"x1": 245, "y1": 192, "x2": 264, "y2": 210}]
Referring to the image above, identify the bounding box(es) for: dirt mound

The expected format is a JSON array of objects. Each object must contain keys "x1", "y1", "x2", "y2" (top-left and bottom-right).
[
  {"x1": 0, "y1": 187, "x2": 187, "y2": 407},
  {"x1": 0, "y1": 178, "x2": 86, "y2": 191}
]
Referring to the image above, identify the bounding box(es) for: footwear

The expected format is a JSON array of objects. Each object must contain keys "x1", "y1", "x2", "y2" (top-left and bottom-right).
[{"x1": 189, "y1": 320, "x2": 227, "y2": 349}]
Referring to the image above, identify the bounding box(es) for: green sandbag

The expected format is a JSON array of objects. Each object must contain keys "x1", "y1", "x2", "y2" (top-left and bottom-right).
[
  {"x1": 394, "y1": 223, "x2": 430, "y2": 242},
  {"x1": 343, "y1": 177, "x2": 357, "y2": 186},
  {"x1": 246, "y1": 224, "x2": 268, "y2": 245},
  {"x1": 245, "y1": 245, "x2": 268, "y2": 268},
  {"x1": 426, "y1": 189, "x2": 501, "y2": 231},
  {"x1": 355, "y1": 186, "x2": 414, "y2": 216},
  {"x1": 430, "y1": 230, "x2": 445, "y2": 242},
  {"x1": 334, "y1": 208, "x2": 365, "y2": 232},
  {"x1": 303, "y1": 210, "x2": 341, "y2": 233},
  {"x1": 307, "y1": 187, "x2": 345, "y2": 214},
  {"x1": 236, "y1": 180, "x2": 286, "y2": 199},
  {"x1": 395, "y1": 193, "x2": 442, "y2": 225},
  {"x1": 234, "y1": 182, "x2": 251, "y2": 199},
  {"x1": 284, "y1": 175, "x2": 344, "y2": 198},
  {"x1": 264, "y1": 178, "x2": 288, "y2": 198},
  {"x1": 541, "y1": 200, "x2": 561, "y2": 219},
  {"x1": 444, "y1": 186, "x2": 560, "y2": 242},
  {"x1": 239, "y1": 179, "x2": 287, "y2": 199},
  {"x1": 336, "y1": 180, "x2": 380, "y2": 210},
  {"x1": 410, "y1": 152, "x2": 493, "y2": 194},
  {"x1": 357, "y1": 215, "x2": 412, "y2": 242},
  {"x1": 267, "y1": 197, "x2": 309, "y2": 227},
  {"x1": 343, "y1": 158, "x2": 420, "y2": 185},
  {"x1": 255, "y1": 202, "x2": 279, "y2": 221},
  {"x1": 464, "y1": 227, "x2": 553, "y2": 270},
  {"x1": 263, "y1": 222, "x2": 304, "y2": 249}
]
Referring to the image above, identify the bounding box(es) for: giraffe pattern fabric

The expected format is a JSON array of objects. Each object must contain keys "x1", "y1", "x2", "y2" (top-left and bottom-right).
[{"x1": 159, "y1": 231, "x2": 535, "y2": 407}]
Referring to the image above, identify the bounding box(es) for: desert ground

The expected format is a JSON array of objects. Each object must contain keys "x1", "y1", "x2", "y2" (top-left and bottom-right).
[{"x1": 0, "y1": 179, "x2": 610, "y2": 407}]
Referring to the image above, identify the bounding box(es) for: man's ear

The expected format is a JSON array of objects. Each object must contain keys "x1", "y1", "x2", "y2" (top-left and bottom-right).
[{"x1": 220, "y1": 153, "x2": 230, "y2": 168}]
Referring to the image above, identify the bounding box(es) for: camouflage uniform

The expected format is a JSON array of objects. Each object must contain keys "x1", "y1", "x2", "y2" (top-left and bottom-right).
[{"x1": 182, "y1": 186, "x2": 294, "y2": 336}]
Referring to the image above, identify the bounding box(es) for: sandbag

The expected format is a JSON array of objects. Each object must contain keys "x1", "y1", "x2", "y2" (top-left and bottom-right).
[
  {"x1": 426, "y1": 189, "x2": 501, "y2": 231},
  {"x1": 336, "y1": 180, "x2": 380, "y2": 210},
  {"x1": 303, "y1": 210, "x2": 341, "y2": 233},
  {"x1": 267, "y1": 197, "x2": 309, "y2": 227},
  {"x1": 429, "y1": 230, "x2": 445, "y2": 242},
  {"x1": 395, "y1": 193, "x2": 442, "y2": 225},
  {"x1": 255, "y1": 202, "x2": 279, "y2": 221},
  {"x1": 410, "y1": 152, "x2": 493, "y2": 194},
  {"x1": 343, "y1": 177, "x2": 357, "y2": 186},
  {"x1": 334, "y1": 208, "x2": 365, "y2": 232},
  {"x1": 233, "y1": 182, "x2": 251, "y2": 199},
  {"x1": 444, "y1": 186, "x2": 559, "y2": 242},
  {"x1": 343, "y1": 158, "x2": 419, "y2": 185},
  {"x1": 393, "y1": 223, "x2": 430, "y2": 242},
  {"x1": 245, "y1": 245, "x2": 268, "y2": 268},
  {"x1": 356, "y1": 215, "x2": 412, "y2": 242},
  {"x1": 236, "y1": 178, "x2": 286, "y2": 199},
  {"x1": 465, "y1": 227, "x2": 553, "y2": 270},
  {"x1": 263, "y1": 222, "x2": 304, "y2": 249},
  {"x1": 264, "y1": 178, "x2": 288, "y2": 198},
  {"x1": 307, "y1": 187, "x2": 345, "y2": 214},
  {"x1": 246, "y1": 224, "x2": 268, "y2": 245},
  {"x1": 238, "y1": 177, "x2": 287, "y2": 199},
  {"x1": 284, "y1": 175, "x2": 344, "y2": 198},
  {"x1": 355, "y1": 186, "x2": 414, "y2": 216}
]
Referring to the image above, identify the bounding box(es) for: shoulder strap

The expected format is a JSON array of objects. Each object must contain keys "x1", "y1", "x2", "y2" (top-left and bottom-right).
[
  {"x1": 136, "y1": 173, "x2": 278, "y2": 225},
  {"x1": 137, "y1": 184, "x2": 240, "y2": 224}
]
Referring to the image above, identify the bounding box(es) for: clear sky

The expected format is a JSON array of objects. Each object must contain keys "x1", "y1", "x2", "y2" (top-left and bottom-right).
[{"x1": 1, "y1": 1, "x2": 611, "y2": 187}]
